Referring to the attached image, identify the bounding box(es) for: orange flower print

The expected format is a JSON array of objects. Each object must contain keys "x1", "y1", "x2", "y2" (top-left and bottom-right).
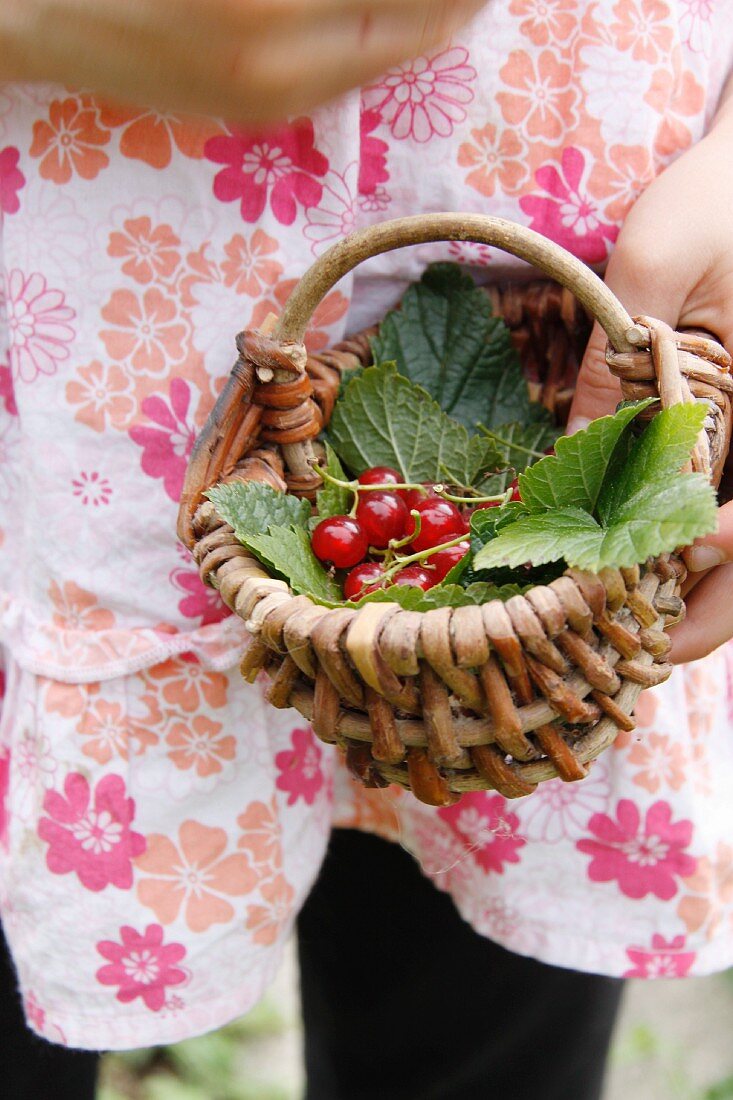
[
  {"x1": 588, "y1": 144, "x2": 655, "y2": 222},
  {"x1": 96, "y1": 101, "x2": 224, "y2": 169},
  {"x1": 237, "y1": 798, "x2": 282, "y2": 871},
  {"x1": 457, "y1": 124, "x2": 527, "y2": 197},
  {"x1": 49, "y1": 580, "x2": 115, "y2": 632},
  {"x1": 221, "y1": 230, "x2": 283, "y2": 297},
  {"x1": 628, "y1": 732, "x2": 686, "y2": 794},
  {"x1": 100, "y1": 287, "x2": 187, "y2": 376},
  {"x1": 65, "y1": 360, "x2": 136, "y2": 433},
  {"x1": 107, "y1": 217, "x2": 181, "y2": 285},
  {"x1": 678, "y1": 843, "x2": 733, "y2": 940},
  {"x1": 645, "y1": 52, "x2": 705, "y2": 161},
  {"x1": 42, "y1": 680, "x2": 90, "y2": 718},
  {"x1": 614, "y1": 688, "x2": 658, "y2": 750},
  {"x1": 509, "y1": 0, "x2": 578, "y2": 46},
  {"x1": 683, "y1": 664, "x2": 717, "y2": 741},
  {"x1": 610, "y1": 0, "x2": 674, "y2": 64},
  {"x1": 148, "y1": 654, "x2": 228, "y2": 712},
  {"x1": 496, "y1": 50, "x2": 578, "y2": 141},
  {"x1": 30, "y1": 97, "x2": 110, "y2": 183},
  {"x1": 245, "y1": 874, "x2": 295, "y2": 946},
  {"x1": 79, "y1": 699, "x2": 158, "y2": 765},
  {"x1": 166, "y1": 716, "x2": 235, "y2": 777},
  {"x1": 136, "y1": 820, "x2": 257, "y2": 932}
]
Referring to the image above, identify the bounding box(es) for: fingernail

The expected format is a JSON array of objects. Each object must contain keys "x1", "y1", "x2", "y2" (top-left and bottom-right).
[
  {"x1": 566, "y1": 417, "x2": 591, "y2": 436},
  {"x1": 687, "y1": 545, "x2": 726, "y2": 572}
]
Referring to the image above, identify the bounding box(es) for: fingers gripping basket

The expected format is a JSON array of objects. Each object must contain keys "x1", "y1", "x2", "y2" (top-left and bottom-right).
[{"x1": 178, "y1": 215, "x2": 733, "y2": 807}]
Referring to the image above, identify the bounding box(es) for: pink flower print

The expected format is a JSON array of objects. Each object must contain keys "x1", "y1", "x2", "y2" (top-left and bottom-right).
[
  {"x1": 359, "y1": 186, "x2": 391, "y2": 214},
  {"x1": 0, "y1": 748, "x2": 8, "y2": 845},
  {"x1": 49, "y1": 580, "x2": 115, "y2": 631},
  {"x1": 610, "y1": 0, "x2": 675, "y2": 64},
  {"x1": 624, "y1": 934, "x2": 696, "y2": 978},
  {"x1": 304, "y1": 164, "x2": 358, "y2": 253},
  {"x1": 246, "y1": 874, "x2": 295, "y2": 946},
  {"x1": 166, "y1": 715, "x2": 236, "y2": 777},
  {"x1": 72, "y1": 470, "x2": 112, "y2": 507},
  {"x1": 679, "y1": 0, "x2": 714, "y2": 56},
  {"x1": 14, "y1": 726, "x2": 57, "y2": 823},
  {"x1": 520, "y1": 147, "x2": 618, "y2": 264},
  {"x1": 359, "y1": 107, "x2": 389, "y2": 195},
  {"x1": 496, "y1": 49, "x2": 578, "y2": 141},
  {"x1": 275, "y1": 727, "x2": 324, "y2": 806},
  {"x1": 517, "y1": 762, "x2": 611, "y2": 844},
  {"x1": 362, "y1": 47, "x2": 476, "y2": 143},
  {"x1": 508, "y1": 0, "x2": 578, "y2": 46},
  {"x1": 96, "y1": 924, "x2": 187, "y2": 1012},
  {"x1": 588, "y1": 144, "x2": 655, "y2": 223},
  {"x1": 38, "y1": 773, "x2": 146, "y2": 892},
  {"x1": 0, "y1": 364, "x2": 17, "y2": 416},
  {"x1": 577, "y1": 799, "x2": 697, "y2": 900},
  {"x1": 446, "y1": 241, "x2": 493, "y2": 267},
  {"x1": 136, "y1": 820, "x2": 257, "y2": 932},
  {"x1": 148, "y1": 654, "x2": 228, "y2": 712},
  {"x1": 0, "y1": 146, "x2": 25, "y2": 214},
  {"x1": 5, "y1": 270, "x2": 76, "y2": 383},
  {"x1": 170, "y1": 566, "x2": 231, "y2": 626},
  {"x1": 457, "y1": 123, "x2": 527, "y2": 198},
  {"x1": 628, "y1": 733, "x2": 687, "y2": 794},
  {"x1": 438, "y1": 792, "x2": 526, "y2": 874},
  {"x1": 65, "y1": 360, "x2": 135, "y2": 433},
  {"x1": 129, "y1": 377, "x2": 197, "y2": 503},
  {"x1": 100, "y1": 287, "x2": 187, "y2": 376},
  {"x1": 24, "y1": 991, "x2": 45, "y2": 1033},
  {"x1": 107, "y1": 217, "x2": 181, "y2": 285},
  {"x1": 237, "y1": 797, "x2": 282, "y2": 871},
  {"x1": 221, "y1": 229, "x2": 283, "y2": 297},
  {"x1": 205, "y1": 118, "x2": 329, "y2": 225}
]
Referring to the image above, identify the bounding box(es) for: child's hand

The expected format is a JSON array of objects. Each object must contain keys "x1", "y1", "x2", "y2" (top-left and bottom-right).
[
  {"x1": 567, "y1": 96, "x2": 733, "y2": 663},
  {"x1": 0, "y1": 0, "x2": 485, "y2": 125}
]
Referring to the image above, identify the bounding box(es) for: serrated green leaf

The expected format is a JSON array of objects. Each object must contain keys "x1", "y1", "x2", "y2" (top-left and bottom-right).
[
  {"x1": 343, "y1": 581, "x2": 529, "y2": 611},
  {"x1": 245, "y1": 526, "x2": 342, "y2": 602},
  {"x1": 597, "y1": 402, "x2": 707, "y2": 523},
  {"x1": 475, "y1": 475, "x2": 717, "y2": 572},
  {"x1": 370, "y1": 263, "x2": 532, "y2": 429},
  {"x1": 519, "y1": 400, "x2": 654, "y2": 513},
  {"x1": 207, "y1": 481, "x2": 310, "y2": 538},
  {"x1": 314, "y1": 443, "x2": 352, "y2": 521},
  {"x1": 328, "y1": 363, "x2": 498, "y2": 486},
  {"x1": 478, "y1": 418, "x2": 560, "y2": 493}
]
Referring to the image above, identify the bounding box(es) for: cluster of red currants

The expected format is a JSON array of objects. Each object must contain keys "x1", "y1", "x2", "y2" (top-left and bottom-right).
[{"x1": 311, "y1": 465, "x2": 511, "y2": 601}]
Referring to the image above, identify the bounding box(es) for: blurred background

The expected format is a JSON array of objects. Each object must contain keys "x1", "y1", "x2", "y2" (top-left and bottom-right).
[{"x1": 98, "y1": 945, "x2": 733, "y2": 1100}]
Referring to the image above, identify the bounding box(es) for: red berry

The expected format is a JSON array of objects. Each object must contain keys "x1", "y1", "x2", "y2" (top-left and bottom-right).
[
  {"x1": 391, "y1": 565, "x2": 435, "y2": 591},
  {"x1": 543, "y1": 445, "x2": 556, "y2": 456},
  {"x1": 343, "y1": 561, "x2": 385, "y2": 600},
  {"x1": 355, "y1": 491, "x2": 409, "y2": 549},
  {"x1": 428, "y1": 542, "x2": 470, "y2": 582},
  {"x1": 408, "y1": 498, "x2": 467, "y2": 552},
  {"x1": 404, "y1": 483, "x2": 440, "y2": 512},
  {"x1": 472, "y1": 499, "x2": 502, "y2": 513},
  {"x1": 311, "y1": 515, "x2": 368, "y2": 569},
  {"x1": 358, "y1": 466, "x2": 405, "y2": 500},
  {"x1": 509, "y1": 477, "x2": 522, "y2": 502}
]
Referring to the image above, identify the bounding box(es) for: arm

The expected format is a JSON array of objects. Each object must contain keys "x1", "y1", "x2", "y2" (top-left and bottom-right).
[{"x1": 0, "y1": 0, "x2": 485, "y2": 125}]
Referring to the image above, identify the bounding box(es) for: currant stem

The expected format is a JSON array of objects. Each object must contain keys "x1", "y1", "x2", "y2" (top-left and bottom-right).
[
  {"x1": 381, "y1": 532, "x2": 468, "y2": 583},
  {"x1": 479, "y1": 426, "x2": 546, "y2": 460}
]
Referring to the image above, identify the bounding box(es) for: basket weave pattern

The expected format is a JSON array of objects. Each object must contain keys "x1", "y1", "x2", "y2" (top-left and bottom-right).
[{"x1": 179, "y1": 217, "x2": 733, "y2": 807}]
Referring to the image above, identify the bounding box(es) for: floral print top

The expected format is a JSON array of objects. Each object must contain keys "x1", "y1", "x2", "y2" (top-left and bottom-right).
[{"x1": 2, "y1": 0, "x2": 733, "y2": 1052}]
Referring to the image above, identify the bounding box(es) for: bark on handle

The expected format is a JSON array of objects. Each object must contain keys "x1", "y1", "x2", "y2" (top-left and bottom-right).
[{"x1": 274, "y1": 214, "x2": 641, "y2": 353}]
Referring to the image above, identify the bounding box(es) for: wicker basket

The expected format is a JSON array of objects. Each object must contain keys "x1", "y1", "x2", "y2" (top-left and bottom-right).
[{"x1": 178, "y1": 215, "x2": 733, "y2": 807}]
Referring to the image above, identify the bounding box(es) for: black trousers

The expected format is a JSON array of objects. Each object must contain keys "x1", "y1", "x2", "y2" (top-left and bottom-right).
[
  {"x1": 298, "y1": 829, "x2": 624, "y2": 1100},
  {"x1": 0, "y1": 924, "x2": 98, "y2": 1100}
]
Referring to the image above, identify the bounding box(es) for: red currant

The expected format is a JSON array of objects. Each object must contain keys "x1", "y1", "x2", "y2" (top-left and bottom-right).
[
  {"x1": 509, "y1": 477, "x2": 522, "y2": 502},
  {"x1": 358, "y1": 466, "x2": 406, "y2": 501},
  {"x1": 391, "y1": 565, "x2": 435, "y2": 591},
  {"x1": 408, "y1": 498, "x2": 467, "y2": 553},
  {"x1": 343, "y1": 561, "x2": 385, "y2": 600},
  {"x1": 403, "y1": 483, "x2": 440, "y2": 512},
  {"x1": 355, "y1": 490, "x2": 409, "y2": 549},
  {"x1": 311, "y1": 515, "x2": 368, "y2": 569},
  {"x1": 428, "y1": 541, "x2": 470, "y2": 582}
]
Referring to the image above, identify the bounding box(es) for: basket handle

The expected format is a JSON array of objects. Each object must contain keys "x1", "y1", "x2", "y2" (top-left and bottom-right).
[{"x1": 274, "y1": 213, "x2": 642, "y2": 353}]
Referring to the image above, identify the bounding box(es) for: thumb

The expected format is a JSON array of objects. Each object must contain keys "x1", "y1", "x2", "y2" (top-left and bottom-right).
[{"x1": 567, "y1": 242, "x2": 688, "y2": 434}]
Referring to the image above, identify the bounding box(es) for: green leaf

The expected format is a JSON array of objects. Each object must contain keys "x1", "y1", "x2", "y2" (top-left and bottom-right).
[
  {"x1": 597, "y1": 401, "x2": 707, "y2": 523},
  {"x1": 245, "y1": 525, "x2": 342, "y2": 602},
  {"x1": 518, "y1": 400, "x2": 653, "y2": 513},
  {"x1": 207, "y1": 481, "x2": 310, "y2": 537},
  {"x1": 475, "y1": 475, "x2": 717, "y2": 572},
  {"x1": 478, "y1": 418, "x2": 560, "y2": 493},
  {"x1": 344, "y1": 581, "x2": 529, "y2": 611},
  {"x1": 371, "y1": 263, "x2": 533, "y2": 429},
  {"x1": 314, "y1": 444, "x2": 352, "y2": 521},
  {"x1": 328, "y1": 363, "x2": 498, "y2": 486}
]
